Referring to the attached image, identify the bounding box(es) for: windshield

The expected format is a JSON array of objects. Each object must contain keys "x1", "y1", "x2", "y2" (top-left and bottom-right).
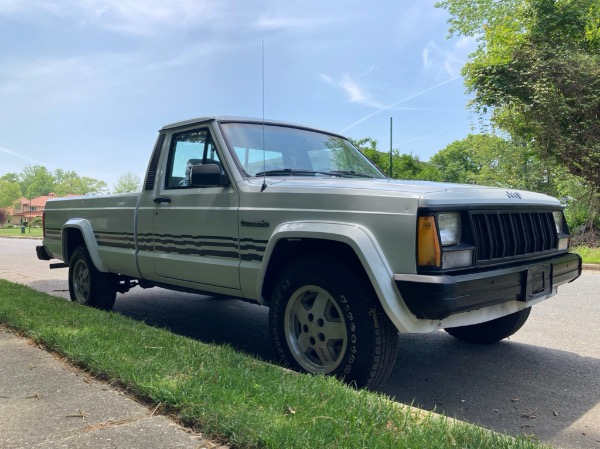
[{"x1": 221, "y1": 123, "x2": 385, "y2": 179}]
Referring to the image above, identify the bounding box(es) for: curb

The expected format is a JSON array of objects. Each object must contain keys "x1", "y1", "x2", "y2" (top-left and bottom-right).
[{"x1": 582, "y1": 263, "x2": 600, "y2": 271}]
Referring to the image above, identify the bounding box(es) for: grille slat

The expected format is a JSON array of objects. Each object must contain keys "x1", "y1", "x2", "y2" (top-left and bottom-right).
[{"x1": 470, "y1": 211, "x2": 557, "y2": 263}]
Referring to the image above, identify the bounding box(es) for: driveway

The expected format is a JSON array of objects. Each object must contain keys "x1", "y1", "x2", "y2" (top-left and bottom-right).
[{"x1": 1, "y1": 237, "x2": 599, "y2": 449}]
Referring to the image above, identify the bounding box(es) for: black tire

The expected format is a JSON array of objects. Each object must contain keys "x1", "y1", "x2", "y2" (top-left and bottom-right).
[
  {"x1": 68, "y1": 245, "x2": 117, "y2": 311},
  {"x1": 269, "y1": 255, "x2": 398, "y2": 389},
  {"x1": 444, "y1": 308, "x2": 531, "y2": 344}
]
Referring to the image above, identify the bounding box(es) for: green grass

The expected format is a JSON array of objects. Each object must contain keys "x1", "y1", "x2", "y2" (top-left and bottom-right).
[
  {"x1": 0, "y1": 227, "x2": 43, "y2": 238},
  {"x1": 571, "y1": 246, "x2": 600, "y2": 264},
  {"x1": 0, "y1": 279, "x2": 548, "y2": 449}
]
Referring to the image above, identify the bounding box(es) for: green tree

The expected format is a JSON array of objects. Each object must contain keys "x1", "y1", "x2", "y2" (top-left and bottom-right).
[
  {"x1": 77, "y1": 177, "x2": 109, "y2": 195},
  {"x1": 430, "y1": 135, "x2": 483, "y2": 184},
  {"x1": 436, "y1": 0, "x2": 600, "y2": 195},
  {"x1": 19, "y1": 165, "x2": 55, "y2": 197},
  {"x1": 0, "y1": 173, "x2": 20, "y2": 184},
  {"x1": 113, "y1": 172, "x2": 141, "y2": 193},
  {"x1": 16, "y1": 166, "x2": 108, "y2": 196},
  {"x1": 53, "y1": 169, "x2": 81, "y2": 196},
  {"x1": 392, "y1": 153, "x2": 441, "y2": 181},
  {"x1": 0, "y1": 180, "x2": 22, "y2": 208},
  {"x1": 432, "y1": 133, "x2": 572, "y2": 194},
  {"x1": 350, "y1": 138, "x2": 441, "y2": 181},
  {"x1": 52, "y1": 170, "x2": 108, "y2": 196}
]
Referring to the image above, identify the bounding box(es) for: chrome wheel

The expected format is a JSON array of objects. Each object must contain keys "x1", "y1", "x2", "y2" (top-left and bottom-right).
[
  {"x1": 68, "y1": 246, "x2": 117, "y2": 310},
  {"x1": 72, "y1": 258, "x2": 91, "y2": 304},
  {"x1": 284, "y1": 285, "x2": 347, "y2": 374}
]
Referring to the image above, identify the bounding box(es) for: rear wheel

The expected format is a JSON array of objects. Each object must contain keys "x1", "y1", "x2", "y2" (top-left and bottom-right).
[
  {"x1": 269, "y1": 255, "x2": 398, "y2": 389},
  {"x1": 68, "y1": 246, "x2": 116, "y2": 310},
  {"x1": 444, "y1": 308, "x2": 531, "y2": 344}
]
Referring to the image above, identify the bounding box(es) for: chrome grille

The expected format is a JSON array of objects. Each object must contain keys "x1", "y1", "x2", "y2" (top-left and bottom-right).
[{"x1": 470, "y1": 211, "x2": 558, "y2": 263}]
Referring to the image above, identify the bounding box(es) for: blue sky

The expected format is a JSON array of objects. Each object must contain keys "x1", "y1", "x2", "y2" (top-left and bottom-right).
[{"x1": 0, "y1": 0, "x2": 477, "y2": 189}]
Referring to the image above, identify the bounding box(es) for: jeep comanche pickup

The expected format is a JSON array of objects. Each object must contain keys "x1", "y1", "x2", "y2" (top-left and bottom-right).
[{"x1": 37, "y1": 116, "x2": 582, "y2": 388}]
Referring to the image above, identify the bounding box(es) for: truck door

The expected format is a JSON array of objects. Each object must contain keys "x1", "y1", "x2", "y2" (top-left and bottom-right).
[{"x1": 150, "y1": 126, "x2": 240, "y2": 290}]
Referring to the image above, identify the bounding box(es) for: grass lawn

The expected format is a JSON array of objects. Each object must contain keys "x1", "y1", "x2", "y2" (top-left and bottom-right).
[
  {"x1": 0, "y1": 227, "x2": 43, "y2": 238},
  {"x1": 0, "y1": 279, "x2": 549, "y2": 449},
  {"x1": 571, "y1": 246, "x2": 600, "y2": 264}
]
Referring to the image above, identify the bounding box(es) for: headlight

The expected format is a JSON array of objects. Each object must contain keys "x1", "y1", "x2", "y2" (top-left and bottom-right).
[
  {"x1": 438, "y1": 213, "x2": 461, "y2": 246},
  {"x1": 418, "y1": 212, "x2": 473, "y2": 270},
  {"x1": 553, "y1": 211, "x2": 564, "y2": 234},
  {"x1": 553, "y1": 210, "x2": 570, "y2": 250}
]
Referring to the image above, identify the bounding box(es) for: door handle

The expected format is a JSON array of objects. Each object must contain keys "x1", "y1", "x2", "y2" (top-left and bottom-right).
[{"x1": 153, "y1": 197, "x2": 171, "y2": 204}]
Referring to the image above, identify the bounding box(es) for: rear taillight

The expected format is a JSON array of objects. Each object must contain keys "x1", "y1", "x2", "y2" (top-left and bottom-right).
[{"x1": 42, "y1": 212, "x2": 46, "y2": 238}]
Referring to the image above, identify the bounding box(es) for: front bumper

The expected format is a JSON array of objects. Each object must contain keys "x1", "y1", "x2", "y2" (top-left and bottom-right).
[{"x1": 395, "y1": 252, "x2": 582, "y2": 320}]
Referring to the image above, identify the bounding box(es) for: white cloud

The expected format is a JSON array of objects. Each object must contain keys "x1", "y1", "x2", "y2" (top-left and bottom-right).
[
  {"x1": 81, "y1": 0, "x2": 220, "y2": 35},
  {"x1": 0, "y1": 52, "x2": 140, "y2": 114},
  {"x1": 0, "y1": 145, "x2": 48, "y2": 166},
  {"x1": 422, "y1": 47, "x2": 432, "y2": 70},
  {"x1": 341, "y1": 76, "x2": 461, "y2": 133},
  {"x1": 319, "y1": 73, "x2": 384, "y2": 109},
  {"x1": 0, "y1": 0, "x2": 220, "y2": 35},
  {"x1": 255, "y1": 14, "x2": 337, "y2": 30},
  {"x1": 394, "y1": 1, "x2": 447, "y2": 48},
  {"x1": 421, "y1": 38, "x2": 475, "y2": 78},
  {"x1": 144, "y1": 42, "x2": 225, "y2": 71}
]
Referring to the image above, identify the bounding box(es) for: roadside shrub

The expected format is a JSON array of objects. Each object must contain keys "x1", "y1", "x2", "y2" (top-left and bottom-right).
[{"x1": 30, "y1": 217, "x2": 43, "y2": 228}]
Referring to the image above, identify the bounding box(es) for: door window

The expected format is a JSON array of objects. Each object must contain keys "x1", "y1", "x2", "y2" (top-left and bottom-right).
[{"x1": 165, "y1": 129, "x2": 223, "y2": 188}]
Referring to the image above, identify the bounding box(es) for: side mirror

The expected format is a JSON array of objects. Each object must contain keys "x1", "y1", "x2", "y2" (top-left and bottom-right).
[{"x1": 189, "y1": 164, "x2": 230, "y2": 187}]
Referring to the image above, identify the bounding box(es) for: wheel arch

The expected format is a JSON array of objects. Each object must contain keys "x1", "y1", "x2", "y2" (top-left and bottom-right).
[
  {"x1": 62, "y1": 219, "x2": 108, "y2": 272},
  {"x1": 257, "y1": 221, "x2": 422, "y2": 333},
  {"x1": 261, "y1": 237, "x2": 368, "y2": 303}
]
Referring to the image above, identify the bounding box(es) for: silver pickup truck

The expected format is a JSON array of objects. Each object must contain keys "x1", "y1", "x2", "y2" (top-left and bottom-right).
[{"x1": 37, "y1": 116, "x2": 582, "y2": 388}]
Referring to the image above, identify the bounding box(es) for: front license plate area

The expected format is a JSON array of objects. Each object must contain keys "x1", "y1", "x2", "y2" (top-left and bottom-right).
[{"x1": 522, "y1": 263, "x2": 552, "y2": 301}]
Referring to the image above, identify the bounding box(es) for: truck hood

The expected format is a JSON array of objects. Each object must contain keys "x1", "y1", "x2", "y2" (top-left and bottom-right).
[{"x1": 250, "y1": 177, "x2": 560, "y2": 207}]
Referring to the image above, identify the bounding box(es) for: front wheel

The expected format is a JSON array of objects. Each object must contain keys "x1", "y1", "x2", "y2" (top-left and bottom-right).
[
  {"x1": 444, "y1": 308, "x2": 531, "y2": 344},
  {"x1": 269, "y1": 255, "x2": 398, "y2": 389},
  {"x1": 68, "y1": 246, "x2": 117, "y2": 310}
]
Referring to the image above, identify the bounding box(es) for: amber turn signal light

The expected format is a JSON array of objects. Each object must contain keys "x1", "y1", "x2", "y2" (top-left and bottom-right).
[{"x1": 418, "y1": 216, "x2": 441, "y2": 267}]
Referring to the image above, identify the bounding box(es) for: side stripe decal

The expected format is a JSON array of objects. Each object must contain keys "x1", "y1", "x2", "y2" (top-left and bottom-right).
[{"x1": 90, "y1": 231, "x2": 266, "y2": 262}]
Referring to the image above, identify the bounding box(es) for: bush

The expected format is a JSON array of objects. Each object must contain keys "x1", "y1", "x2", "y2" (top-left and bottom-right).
[
  {"x1": 571, "y1": 225, "x2": 600, "y2": 248},
  {"x1": 30, "y1": 217, "x2": 43, "y2": 228}
]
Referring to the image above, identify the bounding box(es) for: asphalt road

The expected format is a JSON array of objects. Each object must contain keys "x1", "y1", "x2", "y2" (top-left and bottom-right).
[{"x1": 1, "y1": 238, "x2": 599, "y2": 449}]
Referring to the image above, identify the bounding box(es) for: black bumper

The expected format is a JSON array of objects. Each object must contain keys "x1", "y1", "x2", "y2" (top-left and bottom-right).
[
  {"x1": 36, "y1": 245, "x2": 52, "y2": 261},
  {"x1": 394, "y1": 253, "x2": 582, "y2": 320}
]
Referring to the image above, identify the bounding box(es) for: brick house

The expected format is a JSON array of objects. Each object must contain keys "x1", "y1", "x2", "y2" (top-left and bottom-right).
[{"x1": 7, "y1": 193, "x2": 75, "y2": 226}]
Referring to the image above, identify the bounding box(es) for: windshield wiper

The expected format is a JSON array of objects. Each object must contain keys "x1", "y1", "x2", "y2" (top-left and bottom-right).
[
  {"x1": 255, "y1": 169, "x2": 332, "y2": 177},
  {"x1": 254, "y1": 169, "x2": 374, "y2": 178},
  {"x1": 324, "y1": 170, "x2": 374, "y2": 178}
]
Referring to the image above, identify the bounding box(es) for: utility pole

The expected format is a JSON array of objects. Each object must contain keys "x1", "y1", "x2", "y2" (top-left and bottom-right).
[{"x1": 389, "y1": 117, "x2": 393, "y2": 178}]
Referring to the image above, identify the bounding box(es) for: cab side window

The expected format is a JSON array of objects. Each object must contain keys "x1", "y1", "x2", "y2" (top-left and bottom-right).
[{"x1": 165, "y1": 129, "x2": 223, "y2": 188}]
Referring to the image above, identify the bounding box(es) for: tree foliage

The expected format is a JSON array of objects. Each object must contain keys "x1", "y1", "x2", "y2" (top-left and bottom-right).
[
  {"x1": 113, "y1": 172, "x2": 141, "y2": 194},
  {"x1": 436, "y1": 0, "x2": 600, "y2": 194},
  {"x1": 354, "y1": 130, "x2": 593, "y2": 230},
  {"x1": 350, "y1": 138, "x2": 442, "y2": 181},
  {"x1": 3, "y1": 165, "x2": 108, "y2": 198},
  {"x1": 19, "y1": 165, "x2": 55, "y2": 197},
  {"x1": 431, "y1": 133, "x2": 569, "y2": 195},
  {"x1": 0, "y1": 180, "x2": 22, "y2": 208},
  {"x1": 19, "y1": 165, "x2": 108, "y2": 198}
]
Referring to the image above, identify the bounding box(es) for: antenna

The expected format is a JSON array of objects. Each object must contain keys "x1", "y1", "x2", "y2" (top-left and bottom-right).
[{"x1": 260, "y1": 41, "x2": 267, "y2": 192}]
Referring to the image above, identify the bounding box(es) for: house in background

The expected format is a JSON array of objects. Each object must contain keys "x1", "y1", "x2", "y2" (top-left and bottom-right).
[{"x1": 7, "y1": 193, "x2": 77, "y2": 225}]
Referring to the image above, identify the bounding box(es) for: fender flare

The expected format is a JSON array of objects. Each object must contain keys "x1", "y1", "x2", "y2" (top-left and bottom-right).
[
  {"x1": 257, "y1": 221, "x2": 436, "y2": 333},
  {"x1": 62, "y1": 219, "x2": 108, "y2": 273}
]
